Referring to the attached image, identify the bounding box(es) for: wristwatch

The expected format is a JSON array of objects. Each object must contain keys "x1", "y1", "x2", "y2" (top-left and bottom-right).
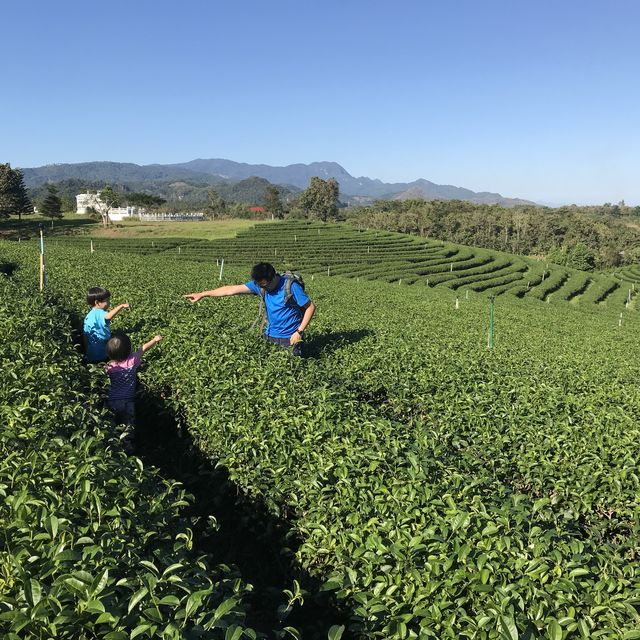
[{"x1": 296, "y1": 329, "x2": 305, "y2": 337}]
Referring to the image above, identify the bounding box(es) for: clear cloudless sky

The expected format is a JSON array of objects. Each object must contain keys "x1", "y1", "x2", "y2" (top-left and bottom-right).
[{"x1": 2, "y1": 0, "x2": 639, "y2": 204}]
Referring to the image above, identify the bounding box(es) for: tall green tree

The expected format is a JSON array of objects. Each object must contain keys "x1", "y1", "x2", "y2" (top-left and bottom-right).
[
  {"x1": 298, "y1": 176, "x2": 339, "y2": 222},
  {"x1": 0, "y1": 163, "x2": 32, "y2": 220},
  {"x1": 98, "y1": 186, "x2": 120, "y2": 227},
  {"x1": 567, "y1": 243, "x2": 596, "y2": 271},
  {"x1": 264, "y1": 185, "x2": 284, "y2": 219},
  {"x1": 12, "y1": 168, "x2": 32, "y2": 221},
  {"x1": 205, "y1": 187, "x2": 226, "y2": 219},
  {"x1": 40, "y1": 184, "x2": 63, "y2": 221}
]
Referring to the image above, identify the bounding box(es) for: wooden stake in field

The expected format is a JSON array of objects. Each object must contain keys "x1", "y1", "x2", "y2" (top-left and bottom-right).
[
  {"x1": 90, "y1": 240, "x2": 94, "y2": 254},
  {"x1": 465, "y1": 290, "x2": 469, "y2": 300},
  {"x1": 327, "y1": 265, "x2": 331, "y2": 276},
  {"x1": 39, "y1": 227, "x2": 46, "y2": 291},
  {"x1": 455, "y1": 296, "x2": 459, "y2": 309},
  {"x1": 450, "y1": 263, "x2": 453, "y2": 272},
  {"x1": 619, "y1": 312, "x2": 623, "y2": 327},
  {"x1": 219, "y1": 258, "x2": 225, "y2": 281}
]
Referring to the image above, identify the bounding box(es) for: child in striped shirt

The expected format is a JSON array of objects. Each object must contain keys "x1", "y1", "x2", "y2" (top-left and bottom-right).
[{"x1": 105, "y1": 332, "x2": 162, "y2": 452}]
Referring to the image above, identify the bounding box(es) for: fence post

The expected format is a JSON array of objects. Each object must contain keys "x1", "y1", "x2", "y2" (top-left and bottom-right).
[{"x1": 39, "y1": 227, "x2": 46, "y2": 291}]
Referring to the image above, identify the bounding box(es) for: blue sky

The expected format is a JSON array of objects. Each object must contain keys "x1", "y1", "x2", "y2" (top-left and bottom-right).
[{"x1": 2, "y1": 0, "x2": 639, "y2": 205}]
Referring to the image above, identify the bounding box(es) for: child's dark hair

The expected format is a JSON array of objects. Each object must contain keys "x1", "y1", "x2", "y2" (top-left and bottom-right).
[
  {"x1": 250, "y1": 263, "x2": 276, "y2": 282},
  {"x1": 106, "y1": 332, "x2": 132, "y2": 361},
  {"x1": 87, "y1": 286, "x2": 111, "y2": 306}
]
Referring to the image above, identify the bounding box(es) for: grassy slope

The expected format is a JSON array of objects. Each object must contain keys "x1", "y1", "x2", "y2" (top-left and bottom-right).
[
  {"x1": 0, "y1": 212, "x2": 266, "y2": 241},
  {"x1": 89, "y1": 217, "x2": 264, "y2": 240}
]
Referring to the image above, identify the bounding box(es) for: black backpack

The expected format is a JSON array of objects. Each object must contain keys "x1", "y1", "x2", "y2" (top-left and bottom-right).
[{"x1": 253, "y1": 271, "x2": 306, "y2": 332}]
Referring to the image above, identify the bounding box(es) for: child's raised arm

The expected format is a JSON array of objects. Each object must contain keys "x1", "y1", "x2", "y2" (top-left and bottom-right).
[
  {"x1": 142, "y1": 335, "x2": 162, "y2": 352},
  {"x1": 105, "y1": 303, "x2": 130, "y2": 321}
]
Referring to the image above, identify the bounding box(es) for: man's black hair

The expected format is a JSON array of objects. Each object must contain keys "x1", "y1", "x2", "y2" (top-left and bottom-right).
[
  {"x1": 250, "y1": 263, "x2": 276, "y2": 282},
  {"x1": 87, "y1": 286, "x2": 111, "y2": 306},
  {"x1": 106, "y1": 332, "x2": 132, "y2": 361}
]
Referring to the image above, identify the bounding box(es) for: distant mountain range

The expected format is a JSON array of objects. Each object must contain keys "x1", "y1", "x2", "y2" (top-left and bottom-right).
[{"x1": 21, "y1": 159, "x2": 535, "y2": 206}]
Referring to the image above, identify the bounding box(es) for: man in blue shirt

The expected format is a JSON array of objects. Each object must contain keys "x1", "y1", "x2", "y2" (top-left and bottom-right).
[{"x1": 184, "y1": 263, "x2": 315, "y2": 356}]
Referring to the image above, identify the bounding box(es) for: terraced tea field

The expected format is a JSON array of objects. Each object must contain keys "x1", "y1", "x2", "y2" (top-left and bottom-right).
[
  {"x1": 2, "y1": 228, "x2": 640, "y2": 639},
  {"x1": 52, "y1": 221, "x2": 638, "y2": 311}
]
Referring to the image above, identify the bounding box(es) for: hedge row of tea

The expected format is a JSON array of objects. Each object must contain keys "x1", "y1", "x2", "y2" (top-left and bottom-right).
[
  {"x1": 0, "y1": 264, "x2": 289, "y2": 638},
  {"x1": 3, "y1": 239, "x2": 640, "y2": 639},
  {"x1": 53, "y1": 221, "x2": 638, "y2": 310}
]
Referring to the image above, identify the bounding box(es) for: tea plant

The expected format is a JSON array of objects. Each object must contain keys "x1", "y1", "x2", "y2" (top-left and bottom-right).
[
  {"x1": 0, "y1": 270, "x2": 262, "y2": 639},
  {"x1": 47, "y1": 220, "x2": 638, "y2": 309},
  {"x1": 2, "y1": 237, "x2": 640, "y2": 639}
]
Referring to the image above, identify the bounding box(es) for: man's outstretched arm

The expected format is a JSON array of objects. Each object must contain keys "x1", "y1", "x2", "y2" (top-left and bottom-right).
[{"x1": 184, "y1": 284, "x2": 253, "y2": 302}]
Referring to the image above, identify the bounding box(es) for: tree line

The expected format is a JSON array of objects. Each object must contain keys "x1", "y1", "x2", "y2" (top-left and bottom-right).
[
  {"x1": 345, "y1": 199, "x2": 640, "y2": 269},
  {"x1": 0, "y1": 161, "x2": 342, "y2": 224},
  {"x1": 0, "y1": 163, "x2": 68, "y2": 222}
]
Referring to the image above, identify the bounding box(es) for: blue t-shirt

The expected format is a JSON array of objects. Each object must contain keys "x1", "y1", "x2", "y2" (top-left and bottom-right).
[
  {"x1": 84, "y1": 308, "x2": 110, "y2": 361},
  {"x1": 245, "y1": 276, "x2": 310, "y2": 338}
]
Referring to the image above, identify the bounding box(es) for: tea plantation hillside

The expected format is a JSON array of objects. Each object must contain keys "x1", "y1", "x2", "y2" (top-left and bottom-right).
[
  {"x1": 611, "y1": 264, "x2": 640, "y2": 287},
  {"x1": 52, "y1": 221, "x2": 639, "y2": 310},
  {"x1": 2, "y1": 236, "x2": 640, "y2": 639},
  {"x1": 0, "y1": 263, "x2": 262, "y2": 639}
]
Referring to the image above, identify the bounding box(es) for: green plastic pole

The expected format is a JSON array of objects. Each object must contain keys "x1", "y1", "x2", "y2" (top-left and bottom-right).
[{"x1": 488, "y1": 296, "x2": 494, "y2": 351}]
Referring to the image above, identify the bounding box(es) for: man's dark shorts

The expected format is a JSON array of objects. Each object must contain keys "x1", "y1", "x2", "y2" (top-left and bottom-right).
[{"x1": 264, "y1": 335, "x2": 303, "y2": 357}]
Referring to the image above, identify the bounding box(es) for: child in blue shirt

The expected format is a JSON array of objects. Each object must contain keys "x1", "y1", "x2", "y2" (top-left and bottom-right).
[{"x1": 83, "y1": 287, "x2": 130, "y2": 362}]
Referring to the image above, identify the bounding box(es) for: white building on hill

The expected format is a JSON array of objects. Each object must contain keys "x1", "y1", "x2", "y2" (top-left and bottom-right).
[{"x1": 76, "y1": 192, "x2": 141, "y2": 221}]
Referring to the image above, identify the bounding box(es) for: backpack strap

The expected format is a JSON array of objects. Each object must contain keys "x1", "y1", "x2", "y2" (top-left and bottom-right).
[
  {"x1": 283, "y1": 276, "x2": 294, "y2": 306},
  {"x1": 250, "y1": 287, "x2": 268, "y2": 333}
]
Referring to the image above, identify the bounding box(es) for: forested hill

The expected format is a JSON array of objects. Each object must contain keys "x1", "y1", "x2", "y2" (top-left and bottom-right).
[
  {"x1": 20, "y1": 159, "x2": 534, "y2": 205},
  {"x1": 26, "y1": 176, "x2": 297, "y2": 212}
]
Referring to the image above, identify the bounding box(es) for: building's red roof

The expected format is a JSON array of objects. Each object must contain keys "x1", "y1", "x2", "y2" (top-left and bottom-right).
[{"x1": 249, "y1": 206, "x2": 265, "y2": 213}]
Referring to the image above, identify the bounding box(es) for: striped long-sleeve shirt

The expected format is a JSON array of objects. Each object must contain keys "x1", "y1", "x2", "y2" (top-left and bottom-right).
[{"x1": 105, "y1": 351, "x2": 142, "y2": 401}]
